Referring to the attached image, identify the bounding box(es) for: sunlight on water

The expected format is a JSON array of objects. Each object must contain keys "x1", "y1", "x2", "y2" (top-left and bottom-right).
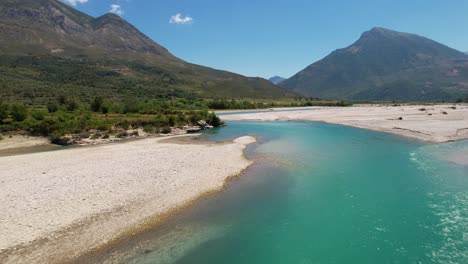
[{"x1": 410, "y1": 141, "x2": 468, "y2": 263}]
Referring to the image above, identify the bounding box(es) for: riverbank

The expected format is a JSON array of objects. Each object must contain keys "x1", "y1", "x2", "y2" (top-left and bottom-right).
[
  {"x1": 222, "y1": 104, "x2": 468, "y2": 143},
  {"x1": 0, "y1": 135, "x2": 256, "y2": 264},
  {"x1": 0, "y1": 135, "x2": 51, "y2": 150}
]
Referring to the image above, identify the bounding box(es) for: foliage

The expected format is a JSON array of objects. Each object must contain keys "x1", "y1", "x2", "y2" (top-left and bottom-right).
[
  {"x1": 90, "y1": 96, "x2": 104, "y2": 112},
  {"x1": 0, "y1": 103, "x2": 8, "y2": 124},
  {"x1": 0, "y1": 96, "x2": 229, "y2": 143},
  {"x1": 207, "y1": 112, "x2": 223, "y2": 127},
  {"x1": 10, "y1": 105, "x2": 28, "y2": 122},
  {"x1": 47, "y1": 102, "x2": 58, "y2": 113},
  {"x1": 161, "y1": 126, "x2": 171, "y2": 134}
]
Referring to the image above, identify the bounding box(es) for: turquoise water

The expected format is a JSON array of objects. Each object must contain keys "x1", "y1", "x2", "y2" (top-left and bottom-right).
[{"x1": 90, "y1": 121, "x2": 468, "y2": 264}]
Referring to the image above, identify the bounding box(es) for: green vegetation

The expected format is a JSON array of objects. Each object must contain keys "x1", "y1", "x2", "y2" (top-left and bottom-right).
[
  {"x1": 0, "y1": 96, "x2": 227, "y2": 145},
  {"x1": 206, "y1": 98, "x2": 352, "y2": 109},
  {"x1": 0, "y1": 94, "x2": 354, "y2": 145}
]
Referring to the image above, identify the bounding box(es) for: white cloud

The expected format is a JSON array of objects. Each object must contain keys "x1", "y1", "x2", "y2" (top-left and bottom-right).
[
  {"x1": 63, "y1": 0, "x2": 89, "y2": 6},
  {"x1": 109, "y1": 4, "x2": 123, "y2": 15},
  {"x1": 169, "y1": 13, "x2": 193, "y2": 24}
]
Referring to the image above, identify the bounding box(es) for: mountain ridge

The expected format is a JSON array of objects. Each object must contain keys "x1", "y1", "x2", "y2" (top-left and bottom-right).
[
  {"x1": 281, "y1": 27, "x2": 468, "y2": 101},
  {"x1": 0, "y1": 0, "x2": 289, "y2": 103}
]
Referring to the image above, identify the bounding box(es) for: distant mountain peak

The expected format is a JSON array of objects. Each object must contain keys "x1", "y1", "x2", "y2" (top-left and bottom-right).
[
  {"x1": 369, "y1": 26, "x2": 392, "y2": 33},
  {"x1": 281, "y1": 27, "x2": 468, "y2": 102},
  {"x1": 269, "y1": 76, "x2": 286, "y2": 84}
]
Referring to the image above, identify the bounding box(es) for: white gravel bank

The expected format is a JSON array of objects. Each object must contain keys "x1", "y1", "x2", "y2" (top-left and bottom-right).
[
  {"x1": 0, "y1": 135, "x2": 255, "y2": 263},
  {"x1": 223, "y1": 104, "x2": 468, "y2": 143}
]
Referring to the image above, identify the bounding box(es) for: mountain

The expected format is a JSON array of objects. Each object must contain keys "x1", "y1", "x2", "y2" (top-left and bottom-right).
[
  {"x1": 0, "y1": 0, "x2": 289, "y2": 104},
  {"x1": 281, "y1": 27, "x2": 468, "y2": 102},
  {"x1": 269, "y1": 76, "x2": 286, "y2": 84}
]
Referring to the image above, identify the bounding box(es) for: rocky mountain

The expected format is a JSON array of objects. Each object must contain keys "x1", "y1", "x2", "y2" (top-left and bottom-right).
[
  {"x1": 0, "y1": 0, "x2": 288, "y2": 104},
  {"x1": 269, "y1": 76, "x2": 286, "y2": 84},
  {"x1": 281, "y1": 27, "x2": 468, "y2": 102}
]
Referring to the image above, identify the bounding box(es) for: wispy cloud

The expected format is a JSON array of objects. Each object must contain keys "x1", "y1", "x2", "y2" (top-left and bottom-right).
[
  {"x1": 62, "y1": 0, "x2": 89, "y2": 6},
  {"x1": 109, "y1": 4, "x2": 123, "y2": 15},
  {"x1": 169, "y1": 13, "x2": 193, "y2": 25}
]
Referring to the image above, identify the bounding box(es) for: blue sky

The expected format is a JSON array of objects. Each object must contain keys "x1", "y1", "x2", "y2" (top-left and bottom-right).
[{"x1": 64, "y1": 0, "x2": 468, "y2": 79}]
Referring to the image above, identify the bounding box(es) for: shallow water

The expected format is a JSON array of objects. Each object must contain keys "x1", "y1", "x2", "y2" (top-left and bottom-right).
[{"x1": 88, "y1": 121, "x2": 468, "y2": 264}]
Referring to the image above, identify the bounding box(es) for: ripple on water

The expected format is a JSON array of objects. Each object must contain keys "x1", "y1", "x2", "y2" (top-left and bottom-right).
[{"x1": 410, "y1": 143, "x2": 468, "y2": 264}]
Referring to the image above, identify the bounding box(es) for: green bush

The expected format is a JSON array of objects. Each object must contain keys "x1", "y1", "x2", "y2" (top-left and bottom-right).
[
  {"x1": 0, "y1": 103, "x2": 8, "y2": 123},
  {"x1": 32, "y1": 111, "x2": 45, "y2": 120},
  {"x1": 91, "y1": 96, "x2": 103, "y2": 112},
  {"x1": 168, "y1": 115, "x2": 176, "y2": 126},
  {"x1": 207, "y1": 112, "x2": 223, "y2": 127},
  {"x1": 101, "y1": 104, "x2": 109, "y2": 114},
  {"x1": 66, "y1": 98, "x2": 79, "y2": 111},
  {"x1": 10, "y1": 105, "x2": 28, "y2": 122},
  {"x1": 161, "y1": 126, "x2": 171, "y2": 134},
  {"x1": 143, "y1": 125, "x2": 156, "y2": 134},
  {"x1": 116, "y1": 119, "x2": 130, "y2": 130},
  {"x1": 47, "y1": 102, "x2": 58, "y2": 113}
]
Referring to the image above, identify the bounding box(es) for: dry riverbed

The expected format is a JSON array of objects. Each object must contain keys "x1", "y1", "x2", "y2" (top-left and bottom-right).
[
  {"x1": 0, "y1": 135, "x2": 255, "y2": 264},
  {"x1": 222, "y1": 104, "x2": 468, "y2": 143}
]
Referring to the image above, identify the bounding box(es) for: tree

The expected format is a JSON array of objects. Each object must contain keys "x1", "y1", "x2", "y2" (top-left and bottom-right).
[
  {"x1": 0, "y1": 103, "x2": 8, "y2": 124},
  {"x1": 101, "y1": 104, "x2": 109, "y2": 114},
  {"x1": 66, "y1": 98, "x2": 79, "y2": 111},
  {"x1": 10, "y1": 104, "x2": 28, "y2": 122},
  {"x1": 168, "y1": 115, "x2": 176, "y2": 127},
  {"x1": 208, "y1": 112, "x2": 222, "y2": 127},
  {"x1": 90, "y1": 96, "x2": 103, "y2": 112},
  {"x1": 47, "y1": 102, "x2": 58, "y2": 113}
]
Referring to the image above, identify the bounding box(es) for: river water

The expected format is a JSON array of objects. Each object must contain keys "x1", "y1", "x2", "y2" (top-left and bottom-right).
[{"x1": 86, "y1": 121, "x2": 468, "y2": 264}]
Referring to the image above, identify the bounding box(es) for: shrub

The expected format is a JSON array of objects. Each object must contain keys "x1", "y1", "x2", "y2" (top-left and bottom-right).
[
  {"x1": 49, "y1": 133, "x2": 71, "y2": 146},
  {"x1": 168, "y1": 115, "x2": 176, "y2": 126},
  {"x1": 207, "y1": 112, "x2": 223, "y2": 127},
  {"x1": 31, "y1": 111, "x2": 45, "y2": 121},
  {"x1": 47, "y1": 102, "x2": 58, "y2": 113},
  {"x1": 143, "y1": 125, "x2": 156, "y2": 134},
  {"x1": 58, "y1": 95, "x2": 67, "y2": 105},
  {"x1": 116, "y1": 119, "x2": 130, "y2": 130},
  {"x1": 101, "y1": 104, "x2": 109, "y2": 114},
  {"x1": 10, "y1": 105, "x2": 28, "y2": 122},
  {"x1": 161, "y1": 126, "x2": 171, "y2": 134},
  {"x1": 28, "y1": 118, "x2": 58, "y2": 136},
  {"x1": 0, "y1": 103, "x2": 8, "y2": 123},
  {"x1": 90, "y1": 96, "x2": 103, "y2": 112},
  {"x1": 66, "y1": 98, "x2": 79, "y2": 111},
  {"x1": 116, "y1": 131, "x2": 128, "y2": 138}
]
